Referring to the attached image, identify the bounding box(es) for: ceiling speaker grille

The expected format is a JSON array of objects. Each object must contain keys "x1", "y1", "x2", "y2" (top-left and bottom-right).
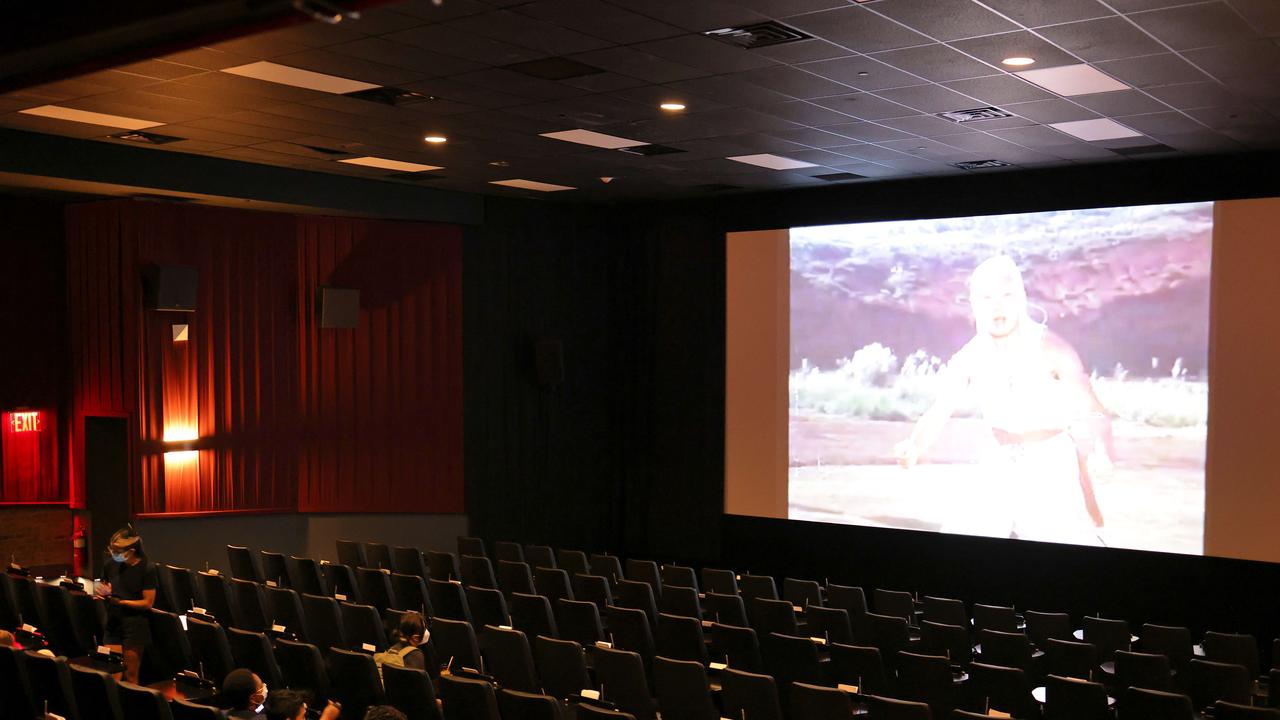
[
  {"x1": 952, "y1": 159, "x2": 1011, "y2": 170},
  {"x1": 704, "y1": 22, "x2": 812, "y2": 49},
  {"x1": 108, "y1": 130, "x2": 184, "y2": 144}
]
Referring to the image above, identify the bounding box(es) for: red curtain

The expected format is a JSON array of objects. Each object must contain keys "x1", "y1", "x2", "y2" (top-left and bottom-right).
[
  {"x1": 64, "y1": 200, "x2": 463, "y2": 516},
  {"x1": 296, "y1": 216, "x2": 464, "y2": 513}
]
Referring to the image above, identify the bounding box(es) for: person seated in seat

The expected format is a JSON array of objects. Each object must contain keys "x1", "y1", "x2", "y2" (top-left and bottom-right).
[
  {"x1": 222, "y1": 668, "x2": 268, "y2": 719},
  {"x1": 263, "y1": 689, "x2": 340, "y2": 720},
  {"x1": 0, "y1": 629, "x2": 13, "y2": 647},
  {"x1": 376, "y1": 611, "x2": 429, "y2": 673},
  {"x1": 364, "y1": 708, "x2": 408, "y2": 720}
]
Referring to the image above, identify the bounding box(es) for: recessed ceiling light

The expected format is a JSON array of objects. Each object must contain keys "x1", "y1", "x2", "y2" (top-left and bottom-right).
[
  {"x1": 490, "y1": 179, "x2": 576, "y2": 192},
  {"x1": 540, "y1": 129, "x2": 648, "y2": 150},
  {"x1": 1049, "y1": 118, "x2": 1143, "y2": 141},
  {"x1": 1014, "y1": 64, "x2": 1129, "y2": 96},
  {"x1": 19, "y1": 105, "x2": 163, "y2": 130},
  {"x1": 1002, "y1": 57, "x2": 1035, "y2": 67},
  {"x1": 659, "y1": 102, "x2": 686, "y2": 111},
  {"x1": 726, "y1": 154, "x2": 818, "y2": 170},
  {"x1": 423, "y1": 135, "x2": 447, "y2": 143},
  {"x1": 222, "y1": 61, "x2": 379, "y2": 94},
  {"x1": 338, "y1": 156, "x2": 443, "y2": 172}
]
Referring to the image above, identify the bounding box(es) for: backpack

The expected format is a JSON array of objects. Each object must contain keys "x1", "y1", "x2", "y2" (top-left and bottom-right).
[{"x1": 374, "y1": 644, "x2": 418, "y2": 680}]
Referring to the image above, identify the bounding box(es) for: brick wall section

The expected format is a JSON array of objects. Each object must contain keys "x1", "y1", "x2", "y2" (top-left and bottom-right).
[{"x1": 0, "y1": 507, "x2": 71, "y2": 573}]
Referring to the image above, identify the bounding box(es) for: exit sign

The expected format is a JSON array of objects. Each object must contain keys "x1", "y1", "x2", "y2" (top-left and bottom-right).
[{"x1": 9, "y1": 411, "x2": 41, "y2": 433}]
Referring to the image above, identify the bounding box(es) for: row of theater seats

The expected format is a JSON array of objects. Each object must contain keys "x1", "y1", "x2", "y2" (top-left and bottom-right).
[{"x1": 4, "y1": 533, "x2": 1280, "y2": 720}]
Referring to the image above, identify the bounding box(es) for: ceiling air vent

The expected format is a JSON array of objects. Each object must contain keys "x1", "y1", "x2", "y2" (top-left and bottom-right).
[
  {"x1": 952, "y1": 159, "x2": 1011, "y2": 170},
  {"x1": 345, "y1": 86, "x2": 438, "y2": 106},
  {"x1": 813, "y1": 172, "x2": 867, "y2": 182},
  {"x1": 704, "y1": 22, "x2": 812, "y2": 50},
  {"x1": 108, "y1": 130, "x2": 184, "y2": 144},
  {"x1": 618, "y1": 144, "x2": 686, "y2": 156},
  {"x1": 936, "y1": 106, "x2": 1013, "y2": 123},
  {"x1": 299, "y1": 144, "x2": 353, "y2": 156}
]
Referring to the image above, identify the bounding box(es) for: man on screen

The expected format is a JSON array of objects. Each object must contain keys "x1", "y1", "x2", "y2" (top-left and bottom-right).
[{"x1": 893, "y1": 256, "x2": 1111, "y2": 545}]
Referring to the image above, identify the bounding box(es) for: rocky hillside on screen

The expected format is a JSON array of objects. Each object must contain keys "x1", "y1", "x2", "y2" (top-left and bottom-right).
[{"x1": 790, "y1": 203, "x2": 1213, "y2": 377}]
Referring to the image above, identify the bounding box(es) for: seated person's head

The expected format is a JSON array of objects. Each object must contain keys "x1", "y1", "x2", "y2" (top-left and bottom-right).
[
  {"x1": 397, "y1": 612, "x2": 426, "y2": 646},
  {"x1": 222, "y1": 668, "x2": 265, "y2": 711},
  {"x1": 0, "y1": 629, "x2": 14, "y2": 647},
  {"x1": 364, "y1": 707, "x2": 408, "y2": 720},
  {"x1": 264, "y1": 689, "x2": 307, "y2": 720}
]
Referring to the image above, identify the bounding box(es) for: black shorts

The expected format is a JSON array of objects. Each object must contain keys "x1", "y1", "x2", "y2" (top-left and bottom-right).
[{"x1": 105, "y1": 615, "x2": 151, "y2": 648}]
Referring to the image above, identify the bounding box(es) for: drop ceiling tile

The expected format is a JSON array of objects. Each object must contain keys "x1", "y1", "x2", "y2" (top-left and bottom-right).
[
  {"x1": 402, "y1": 78, "x2": 538, "y2": 108},
  {"x1": 176, "y1": 71, "x2": 331, "y2": 103},
  {"x1": 1184, "y1": 104, "x2": 1280, "y2": 131},
  {"x1": 504, "y1": 95, "x2": 659, "y2": 126},
  {"x1": 1094, "y1": 53, "x2": 1210, "y2": 88},
  {"x1": 610, "y1": 84, "x2": 731, "y2": 113},
  {"x1": 1036, "y1": 142, "x2": 1121, "y2": 159},
  {"x1": 112, "y1": 59, "x2": 210, "y2": 81},
  {"x1": 1226, "y1": 0, "x2": 1280, "y2": 35},
  {"x1": 878, "y1": 113, "x2": 980, "y2": 137},
  {"x1": 56, "y1": 95, "x2": 211, "y2": 125},
  {"x1": 515, "y1": 0, "x2": 686, "y2": 43},
  {"x1": 250, "y1": 22, "x2": 367, "y2": 49},
  {"x1": 568, "y1": 46, "x2": 708, "y2": 83},
  {"x1": 1003, "y1": 98, "x2": 1101, "y2": 123},
  {"x1": 730, "y1": 65, "x2": 857, "y2": 100},
  {"x1": 0, "y1": 111, "x2": 128, "y2": 138},
  {"x1": 810, "y1": 92, "x2": 919, "y2": 120},
  {"x1": 271, "y1": 49, "x2": 427, "y2": 88},
  {"x1": 3, "y1": 78, "x2": 124, "y2": 104},
  {"x1": 559, "y1": 72, "x2": 652, "y2": 93},
  {"x1": 441, "y1": 10, "x2": 614, "y2": 55},
  {"x1": 153, "y1": 123, "x2": 265, "y2": 146},
  {"x1": 928, "y1": 131, "x2": 1027, "y2": 154},
  {"x1": 754, "y1": 100, "x2": 859, "y2": 126},
  {"x1": 820, "y1": 121, "x2": 917, "y2": 142},
  {"x1": 159, "y1": 47, "x2": 258, "y2": 71},
  {"x1": 324, "y1": 38, "x2": 485, "y2": 78},
  {"x1": 877, "y1": 136, "x2": 971, "y2": 159},
  {"x1": 603, "y1": 0, "x2": 769, "y2": 33},
  {"x1": 950, "y1": 31, "x2": 1081, "y2": 70},
  {"x1": 975, "y1": 0, "x2": 1115, "y2": 27},
  {"x1": 872, "y1": 155, "x2": 955, "y2": 172},
  {"x1": 181, "y1": 116, "x2": 308, "y2": 142},
  {"x1": 870, "y1": 0, "x2": 1019, "y2": 41},
  {"x1": 800, "y1": 56, "x2": 927, "y2": 91},
  {"x1": 1219, "y1": 75, "x2": 1280, "y2": 104},
  {"x1": 1107, "y1": 0, "x2": 1220, "y2": 12},
  {"x1": 783, "y1": 147, "x2": 872, "y2": 166},
  {"x1": 751, "y1": 39, "x2": 856, "y2": 64},
  {"x1": 1038, "y1": 17, "x2": 1167, "y2": 62},
  {"x1": 785, "y1": 6, "x2": 933, "y2": 54},
  {"x1": 875, "y1": 84, "x2": 986, "y2": 114},
  {"x1": 1145, "y1": 81, "x2": 1241, "y2": 109},
  {"x1": 1183, "y1": 42, "x2": 1280, "y2": 82},
  {"x1": 942, "y1": 74, "x2": 1055, "y2": 105},
  {"x1": 664, "y1": 75, "x2": 794, "y2": 107},
  {"x1": 448, "y1": 68, "x2": 589, "y2": 102},
  {"x1": 630, "y1": 35, "x2": 777, "y2": 74},
  {"x1": 1127, "y1": 4, "x2": 1261, "y2": 51},
  {"x1": 385, "y1": 25, "x2": 546, "y2": 66},
  {"x1": 769, "y1": 127, "x2": 865, "y2": 147},
  {"x1": 871, "y1": 44, "x2": 998, "y2": 83},
  {"x1": 1149, "y1": 129, "x2": 1242, "y2": 152},
  {"x1": 990, "y1": 124, "x2": 1078, "y2": 147},
  {"x1": 1115, "y1": 111, "x2": 1207, "y2": 135},
  {"x1": 212, "y1": 109, "x2": 355, "y2": 139},
  {"x1": 394, "y1": 0, "x2": 498, "y2": 22},
  {"x1": 1070, "y1": 89, "x2": 1170, "y2": 116}
]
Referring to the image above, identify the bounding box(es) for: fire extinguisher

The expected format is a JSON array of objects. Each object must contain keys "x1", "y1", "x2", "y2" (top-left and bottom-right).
[{"x1": 72, "y1": 518, "x2": 87, "y2": 578}]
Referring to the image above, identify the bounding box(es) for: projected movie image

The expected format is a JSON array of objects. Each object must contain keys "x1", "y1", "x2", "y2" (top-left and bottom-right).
[{"x1": 789, "y1": 203, "x2": 1211, "y2": 554}]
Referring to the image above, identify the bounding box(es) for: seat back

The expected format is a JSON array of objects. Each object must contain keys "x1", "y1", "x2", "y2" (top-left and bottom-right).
[
  {"x1": 721, "y1": 667, "x2": 782, "y2": 720},
  {"x1": 615, "y1": 580, "x2": 659, "y2": 628},
  {"x1": 739, "y1": 574, "x2": 778, "y2": 604},
  {"x1": 356, "y1": 567, "x2": 396, "y2": 614},
  {"x1": 973, "y1": 603, "x2": 1019, "y2": 634},
  {"x1": 589, "y1": 646, "x2": 654, "y2": 720},
  {"x1": 607, "y1": 605, "x2": 655, "y2": 669},
  {"x1": 1044, "y1": 637, "x2": 1096, "y2": 680},
  {"x1": 969, "y1": 661, "x2": 1037, "y2": 719},
  {"x1": 1185, "y1": 658, "x2": 1251, "y2": 708},
  {"x1": 921, "y1": 596, "x2": 968, "y2": 629},
  {"x1": 789, "y1": 682, "x2": 854, "y2": 720},
  {"x1": 230, "y1": 578, "x2": 270, "y2": 632},
  {"x1": 979, "y1": 629, "x2": 1033, "y2": 672},
  {"x1": 497, "y1": 689, "x2": 563, "y2": 720},
  {"x1": 479, "y1": 625, "x2": 540, "y2": 693},
  {"x1": 117, "y1": 681, "x2": 174, "y2": 720},
  {"x1": 266, "y1": 585, "x2": 309, "y2": 641},
  {"x1": 37, "y1": 583, "x2": 91, "y2": 657},
  {"x1": 148, "y1": 608, "x2": 196, "y2": 677},
  {"x1": 872, "y1": 589, "x2": 915, "y2": 625},
  {"x1": 510, "y1": 592, "x2": 557, "y2": 641},
  {"x1": 498, "y1": 561, "x2": 536, "y2": 598},
  {"x1": 383, "y1": 663, "x2": 443, "y2": 720},
  {"x1": 341, "y1": 601, "x2": 389, "y2": 651},
  {"x1": 364, "y1": 542, "x2": 394, "y2": 571},
  {"x1": 699, "y1": 568, "x2": 737, "y2": 596},
  {"x1": 653, "y1": 655, "x2": 716, "y2": 720},
  {"x1": 184, "y1": 614, "x2": 233, "y2": 683},
  {"x1": 260, "y1": 551, "x2": 290, "y2": 589},
  {"x1": 274, "y1": 638, "x2": 329, "y2": 705},
  {"x1": 659, "y1": 565, "x2": 697, "y2": 592},
  {"x1": 493, "y1": 542, "x2": 524, "y2": 564},
  {"x1": 1204, "y1": 632, "x2": 1261, "y2": 680},
  {"x1": 426, "y1": 551, "x2": 460, "y2": 582},
  {"x1": 196, "y1": 571, "x2": 235, "y2": 626},
  {"x1": 622, "y1": 560, "x2": 661, "y2": 599},
  {"x1": 336, "y1": 540, "x2": 369, "y2": 571},
  {"x1": 1045, "y1": 674, "x2": 1110, "y2": 720},
  {"x1": 299, "y1": 592, "x2": 346, "y2": 652},
  {"x1": 461, "y1": 555, "x2": 498, "y2": 590},
  {"x1": 466, "y1": 586, "x2": 510, "y2": 630},
  {"x1": 864, "y1": 694, "x2": 932, "y2": 720},
  {"x1": 0, "y1": 644, "x2": 38, "y2": 720},
  {"x1": 534, "y1": 568, "x2": 573, "y2": 605},
  {"x1": 70, "y1": 663, "x2": 124, "y2": 720},
  {"x1": 655, "y1": 613, "x2": 707, "y2": 665},
  {"x1": 25, "y1": 650, "x2": 81, "y2": 720},
  {"x1": 556, "y1": 550, "x2": 590, "y2": 578},
  {"x1": 657, "y1": 585, "x2": 700, "y2": 620},
  {"x1": 225, "y1": 543, "x2": 259, "y2": 584},
  {"x1": 590, "y1": 555, "x2": 625, "y2": 586},
  {"x1": 894, "y1": 651, "x2": 954, "y2": 715},
  {"x1": 323, "y1": 563, "x2": 362, "y2": 603},
  {"x1": 432, "y1": 617, "x2": 482, "y2": 672},
  {"x1": 458, "y1": 537, "x2": 487, "y2": 558},
  {"x1": 556, "y1": 598, "x2": 604, "y2": 647},
  {"x1": 709, "y1": 622, "x2": 763, "y2": 673},
  {"x1": 920, "y1": 620, "x2": 971, "y2": 665},
  {"x1": 750, "y1": 597, "x2": 799, "y2": 637},
  {"x1": 572, "y1": 574, "x2": 613, "y2": 613},
  {"x1": 1083, "y1": 615, "x2": 1131, "y2": 661},
  {"x1": 391, "y1": 573, "x2": 431, "y2": 615},
  {"x1": 533, "y1": 635, "x2": 590, "y2": 701},
  {"x1": 763, "y1": 632, "x2": 825, "y2": 691},
  {"x1": 1119, "y1": 686, "x2": 1195, "y2": 720},
  {"x1": 392, "y1": 547, "x2": 429, "y2": 579},
  {"x1": 1116, "y1": 650, "x2": 1173, "y2": 692},
  {"x1": 428, "y1": 579, "x2": 471, "y2": 623},
  {"x1": 169, "y1": 699, "x2": 223, "y2": 720},
  {"x1": 287, "y1": 556, "x2": 326, "y2": 596},
  {"x1": 327, "y1": 646, "x2": 386, "y2": 720},
  {"x1": 438, "y1": 674, "x2": 501, "y2": 720},
  {"x1": 227, "y1": 627, "x2": 284, "y2": 687},
  {"x1": 1139, "y1": 624, "x2": 1193, "y2": 670},
  {"x1": 524, "y1": 546, "x2": 556, "y2": 571},
  {"x1": 1215, "y1": 701, "x2": 1280, "y2": 719},
  {"x1": 829, "y1": 642, "x2": 890, "y2": 694},
  {"x1": 703, "y1": 592, "x2": 748, "y2": 627},
  {"x1": 863, "y1": 612, "x2": 910, "y2": 666},
  {"x1": 783, "y1": 578, "x2": 823, "y2": 610},
  {"x1": 1025, "y1": 610, "x2": 1073, "y2": 648}
]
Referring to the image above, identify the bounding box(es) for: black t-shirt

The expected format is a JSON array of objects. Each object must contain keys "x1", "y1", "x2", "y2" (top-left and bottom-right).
[{"x1": 105, "y1": 558, "x2": 157, "y2": 617}]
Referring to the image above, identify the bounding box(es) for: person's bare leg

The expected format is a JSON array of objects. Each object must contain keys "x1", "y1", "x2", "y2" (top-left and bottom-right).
[{"x1": 122, "y1": 646, "x2": 142, "y2": 684}]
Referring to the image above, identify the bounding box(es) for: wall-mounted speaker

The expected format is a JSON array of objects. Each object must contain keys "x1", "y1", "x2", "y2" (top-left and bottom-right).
[
  {"x1": 534, "y1": 338, "x2": 564, "y2": 386},
  {"x1": 318, "y1": 287, "x2": 360, "y2": 329},
  {"x1": 144, "y1": 265, "x2": 197, "y2": 312}
]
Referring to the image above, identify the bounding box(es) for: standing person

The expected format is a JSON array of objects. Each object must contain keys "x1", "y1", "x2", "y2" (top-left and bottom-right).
[
  {"x1": 893, "y1": 256, "x2": 1111, "y2": 544},
  {"x1": 94, "y1": 526, "x2": 157, "y2": 683}
]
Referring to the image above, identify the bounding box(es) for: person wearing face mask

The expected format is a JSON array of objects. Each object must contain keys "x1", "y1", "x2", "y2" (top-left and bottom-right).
[
  {"x1": 222, "y1": 668, "x2": 268, "y2": 719},
  {"x1": 94, "y1": 526, "x2": 157, "y2": 683}
]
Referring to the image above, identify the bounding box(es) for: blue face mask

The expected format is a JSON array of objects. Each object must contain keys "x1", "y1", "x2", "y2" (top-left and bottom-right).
[{"x1": 111, "y1": 552, "x2": 127, "y2": 563}]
